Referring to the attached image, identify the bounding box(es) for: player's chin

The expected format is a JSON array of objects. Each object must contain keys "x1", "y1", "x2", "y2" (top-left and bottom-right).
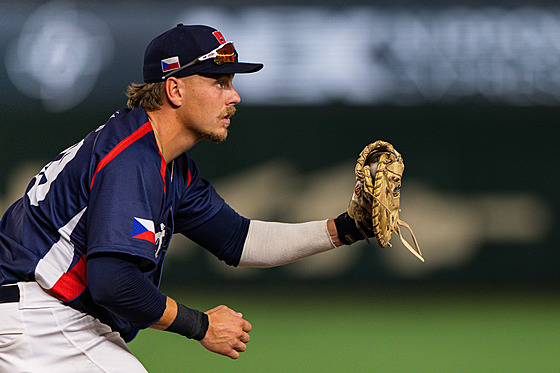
[{"x1": 208, "y1": 129, "x2": 228, "y2": 144}]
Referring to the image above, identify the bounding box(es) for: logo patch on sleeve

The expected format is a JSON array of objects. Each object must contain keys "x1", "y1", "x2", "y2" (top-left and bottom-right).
[{"x1": 132, "y1": 217, "x2": 155, "y2": 244}]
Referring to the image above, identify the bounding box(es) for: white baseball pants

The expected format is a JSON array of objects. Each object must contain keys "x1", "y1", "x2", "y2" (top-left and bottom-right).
[{"x1": 0, "y1": 282, "x2": 148, "y2": 372}]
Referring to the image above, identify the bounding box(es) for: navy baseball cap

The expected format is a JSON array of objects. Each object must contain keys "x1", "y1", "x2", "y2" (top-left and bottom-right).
[{"x1": 143, "y1": 24, "x2": 263, "y2": 83}]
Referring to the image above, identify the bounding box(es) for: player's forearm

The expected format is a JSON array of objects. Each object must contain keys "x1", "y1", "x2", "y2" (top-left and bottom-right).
[
  {"x1": 238, "y1": 219, "x2": 339, "y2": 268},
  {"x1": 160, "y1": 298, "x2": 209, "y2": 340},
  {"x1": 88, "y1": 255, "x2": 208, "y2": 338},
  {"x1": 150, "y1": 296, "x2": 178, "y2": 330},
  {"x1": 151, "y1": 297, "x2": 209, "y2": 341},
  {"x1": 87, "y1": 254, "x2": 167, "y2": 329}
]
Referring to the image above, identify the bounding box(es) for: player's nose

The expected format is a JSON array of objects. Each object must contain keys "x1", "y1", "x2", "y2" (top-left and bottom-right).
[{"x1": 228, "y1": 82, "x2": 241, "y2": 105}]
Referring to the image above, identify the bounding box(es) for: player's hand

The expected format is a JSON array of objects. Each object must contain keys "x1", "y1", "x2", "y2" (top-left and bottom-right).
[{"x1": 199, "y1": 305, "x2": 252, "y2": 359}]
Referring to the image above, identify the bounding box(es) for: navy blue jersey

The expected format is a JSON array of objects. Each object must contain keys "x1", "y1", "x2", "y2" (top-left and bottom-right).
[{"x1": 0, "y1": 107, "x2": 225, "y2": 341}]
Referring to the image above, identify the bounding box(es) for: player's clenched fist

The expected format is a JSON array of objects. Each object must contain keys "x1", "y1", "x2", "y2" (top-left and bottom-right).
[{"x1": 199, "y1": 305, "x2": 252, "y2": 359}]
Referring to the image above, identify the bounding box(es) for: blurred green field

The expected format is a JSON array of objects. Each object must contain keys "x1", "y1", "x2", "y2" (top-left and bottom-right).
[{"x1": 128, "y1": 283, "x2": 559, "y2": 372}]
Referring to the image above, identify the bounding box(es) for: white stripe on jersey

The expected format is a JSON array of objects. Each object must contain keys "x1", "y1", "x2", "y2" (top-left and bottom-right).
[{"x1": 35, "y1": 207, "x2": 87, "y2": 290}]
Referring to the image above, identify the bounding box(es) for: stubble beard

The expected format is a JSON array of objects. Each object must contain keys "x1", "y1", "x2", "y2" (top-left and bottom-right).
[
  {"x1": 204, "y1": 106, "x2": 236, "y2": 144},
  {"x1": 206, "y1": 129, "x2": 228, "y2": 144},
  {"x1": 194, "y1": 124, "x2": 228, "y2": 144}
]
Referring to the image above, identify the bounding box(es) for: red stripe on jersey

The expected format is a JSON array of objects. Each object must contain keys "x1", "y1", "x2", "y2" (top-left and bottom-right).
[
  {"x1": 50, "y1": 254, "x2": 87, "y2": 302},
  {"x1": 90, "y1": 122, "x2": 153, "y2": 190},
  {"x1": 186, "y1": 168, "x2": 192, "y2": 189},
  {"x1": 160, "y1": 155, "x2": 167, "y2": 196}
]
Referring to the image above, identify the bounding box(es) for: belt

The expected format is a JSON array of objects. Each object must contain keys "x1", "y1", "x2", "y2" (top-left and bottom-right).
[{"x1": 0, "y1": 284, "x2": 20, "y2": 303}]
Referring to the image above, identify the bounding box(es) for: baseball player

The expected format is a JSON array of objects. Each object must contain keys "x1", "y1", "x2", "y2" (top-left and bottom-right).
[{"x1": 0, "y1": 24, "x2": 371, "y2": 372}]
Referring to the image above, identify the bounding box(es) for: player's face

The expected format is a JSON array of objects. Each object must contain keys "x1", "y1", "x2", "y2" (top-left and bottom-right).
[{"x1": 178, "y1": 73, "x2": 240, "y2": 143}]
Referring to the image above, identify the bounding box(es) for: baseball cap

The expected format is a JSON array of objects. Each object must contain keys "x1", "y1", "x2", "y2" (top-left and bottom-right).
[{"x1": 143, "y1": 24, "x2": 263, "y2": 83}]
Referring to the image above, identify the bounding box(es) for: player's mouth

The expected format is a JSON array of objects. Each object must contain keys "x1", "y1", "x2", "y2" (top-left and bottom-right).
[
  {"x1": 220, "y1": 117, "x2": 231, "y2": 129},
  {"x1": 220, "y1": 107, "x2": 236, "y2": 127}
]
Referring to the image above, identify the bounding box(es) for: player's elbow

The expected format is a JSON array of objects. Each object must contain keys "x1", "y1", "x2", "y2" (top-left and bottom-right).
[
  {"x1": 89, "y1": 280, "x2": 119, "y2": 308},
  {"x1": 87, "y1": 256, "x2": 122, "y2": 308}
]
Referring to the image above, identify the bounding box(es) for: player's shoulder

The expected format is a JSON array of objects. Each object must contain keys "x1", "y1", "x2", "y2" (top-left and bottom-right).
[
  {"x1": 100, "y1": 107, "x2": 150, "y2": 137},
  {"x1": 93, "y1": 108, "x2": 153, "y2": 153}
]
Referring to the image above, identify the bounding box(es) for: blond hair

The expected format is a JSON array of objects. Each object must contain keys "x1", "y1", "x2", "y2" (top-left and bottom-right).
[{"x1": 126, "y1": 82, "x2": 166, "y2": 110}]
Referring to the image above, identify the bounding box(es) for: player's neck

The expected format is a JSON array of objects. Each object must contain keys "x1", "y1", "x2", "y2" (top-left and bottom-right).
[{"x1": 146, "y1": 109, "x2": 197, "y2": 163}]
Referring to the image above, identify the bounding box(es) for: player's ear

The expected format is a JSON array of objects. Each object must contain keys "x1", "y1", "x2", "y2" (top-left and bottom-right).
[{"x1": 165, "y1": 77, "x2": 183, "y2": 107}]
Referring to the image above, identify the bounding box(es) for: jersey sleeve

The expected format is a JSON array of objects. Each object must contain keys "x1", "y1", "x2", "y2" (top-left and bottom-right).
[
  {"x1": 87, "y1": 142, "x2": 165, "y2": 266},
  {"x1": 173, "y1": 156, "x2": 226, "y2": 234}
]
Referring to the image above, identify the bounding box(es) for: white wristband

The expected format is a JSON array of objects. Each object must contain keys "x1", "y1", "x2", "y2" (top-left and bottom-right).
[{"x1": 238, "y1": 220, "x2": 336, "y2": 268}]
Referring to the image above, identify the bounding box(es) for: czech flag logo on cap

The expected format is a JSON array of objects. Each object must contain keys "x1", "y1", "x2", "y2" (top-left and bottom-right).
[
  {"x1": 161, "y1": 56, "x2": 180, "y2": 73},
  {"x1": 132, "y1": 217, "x2": 155, "y2": 244}
]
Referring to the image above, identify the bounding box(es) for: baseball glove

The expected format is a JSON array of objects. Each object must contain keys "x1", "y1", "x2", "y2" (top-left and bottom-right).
[{"x1": 348, "y1": 140, "x2": 424, "y2": 262}]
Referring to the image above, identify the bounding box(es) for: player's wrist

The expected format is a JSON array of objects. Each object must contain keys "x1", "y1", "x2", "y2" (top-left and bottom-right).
[
  {"x1": 326, "y1": 219, "x2": 344, "y2": 247},
  {"x1": 165, "y1": 302, "x2": 209, "y2": 340},
  {"x1": 333, "y1": 212, "x2": 372, "y2": 245}
]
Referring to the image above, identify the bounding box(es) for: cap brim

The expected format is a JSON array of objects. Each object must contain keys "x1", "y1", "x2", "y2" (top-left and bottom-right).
[
  {"x1": 159, "y1": 61, "x2": 263, "y2": 81},
  {"x1": 199, "y1": 62, "x2": 263, "y2": 74}
]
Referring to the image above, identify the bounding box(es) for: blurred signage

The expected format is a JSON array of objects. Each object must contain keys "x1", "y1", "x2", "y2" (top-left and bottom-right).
[
  {"x1": 3, "y1": 3, "x2": 560, "y2": 110},
  {"x1": 185, "y1": 6, "x2": 560, "y2": 106}
]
